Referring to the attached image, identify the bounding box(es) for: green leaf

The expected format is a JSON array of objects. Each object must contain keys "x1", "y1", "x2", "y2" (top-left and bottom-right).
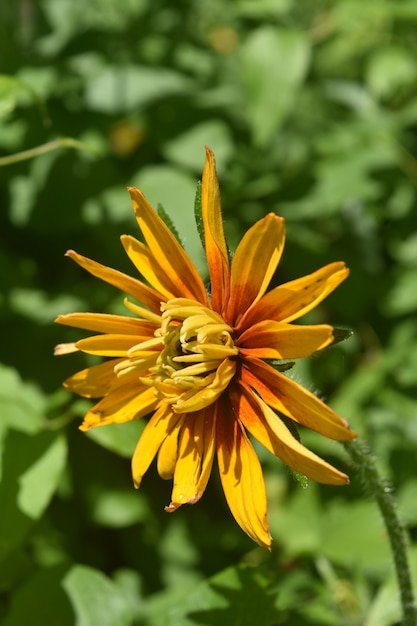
[
  {"x1": 0, "y1": 364, "x2": 45, "y2": 435},
  {"x1": 162, "y1": 120, "x2": 234, "y2": 173},
  {"x1": 144, "y1": 564, "x2": 277, "y2": 626},
  {"x1": 240, "y1": 27, "x2": 310, "y2": 147},
  {"x1": 17, "y1": 434, "x2": 67, "y2": 519},
  {"x1": 88, "y1": 487, "x2": 150, "y2": 528},
  {"x1": 63, "y1": 564, "x2": 134, "y2": 626},
  {"x1": 86, "y1": 420, "x2": 145, "y2": 458},
  {"x1": 2, "y1": 565, "x2": 73, "y2": 626},
  {"x1": 84, "y1": 66, "x2": 193, "y2": 114},
  {"x1": 0, "y1": 431, "x2": 65, "y2": 560}
]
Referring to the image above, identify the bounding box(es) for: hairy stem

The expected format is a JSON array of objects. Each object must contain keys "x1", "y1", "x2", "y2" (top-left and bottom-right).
[{"x1": 344, "y1": 439, "x2": 416, "y2": 626}]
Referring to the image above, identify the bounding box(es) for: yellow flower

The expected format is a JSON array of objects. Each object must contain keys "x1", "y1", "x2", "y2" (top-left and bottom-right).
[{"x1": 55, "y1": 147, "x2": 355, "y2": 549}]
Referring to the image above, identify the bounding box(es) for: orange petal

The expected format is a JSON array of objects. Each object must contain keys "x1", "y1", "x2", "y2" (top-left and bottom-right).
[
  {"x1": 166, "y1": 407, "x2": 216, "y2": 509},
  {"x1": 75, "y1": 334, "x2": 159, "y2": 357},
  {"x1": 225, "y1": 214, "x2": 285, "y2": 326},
  {"x1": 238, "y1": 262, "x2": 349, "y2": 330},
  {"x1": 241, "y1": 357, "x2": 356, "y2": 441},
  {"x1": 128, "y1": 188, "x2": 209, "y2": 305},
  {"x1": 80, "y1": 385, "x2": 158, "y2": 431},
  {"x1": 56, "y1": 312, "x2": 158, "y2": 336},
  {"x1": 201, "y1": 147, "x2": 230, "y2": 313},
  {"x1": 63, "y1": 359, "x2": 123, "y2": 398},
  {"x1": 131, "y1": 404, "x2": 184, "y2": 488},
  {"x1": 66, "y1": 250, "x2": 164, "y2": 313},
  {"x1": 238, "y1": 321, "x2": 334, "y2": 359},
  {"x1": 232, "y1": 383, "x2": 349, "y2": 486},
  {"x1": 216, "y1": 397, "x2": 271, "y2": 549}
]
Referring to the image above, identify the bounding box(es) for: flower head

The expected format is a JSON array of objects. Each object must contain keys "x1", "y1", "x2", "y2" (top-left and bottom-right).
[{"x1": 55, "y1": 147, "x2": 355, "y2": 548}]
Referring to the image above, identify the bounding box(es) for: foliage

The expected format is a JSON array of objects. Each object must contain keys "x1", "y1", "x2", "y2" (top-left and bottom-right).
[{"x1": 1, "y1": 0, "x2": 417, "y2": 624}]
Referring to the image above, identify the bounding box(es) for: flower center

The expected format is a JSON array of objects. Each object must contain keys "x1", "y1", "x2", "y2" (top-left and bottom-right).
[{"x1": 148, "y1": 298, "x2": 238, "y2": 412}]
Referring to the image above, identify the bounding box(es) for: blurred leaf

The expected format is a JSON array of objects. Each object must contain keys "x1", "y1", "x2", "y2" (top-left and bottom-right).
[
  {"x1": 86, "y1": 420, "x2": 145, "y2": 458},
  {"x1": 0, "y1": 364, "x2": 45, "y2": 435},
  {"x1": 366, "y1": 46, "x2": 417, "y2": 99},
  {"x1": 2, "y1": 564, "x2": 73, "y2": 626},
  {"x1": 321, "y1": 499, "x2": 391, "y2": 573},
  {"x1": 0, "y1": 75, "x2": 20, "y2": 117},
  {"x1": 84, "y1": 66, "x2": 193, "y2": 114},
  {"x1": 383, "y1": 269, "x2": 417, "y2": 316},
  {"x1": 144, "y1": 564, "x2": 277, "y2": 626},
  {"x1": 63, "y1": 564, "x2": 134, "y2": 626},
  {"x1": 0, "y1": 430, "x2": 63, "y2": 560},
  {"x1": 9, "y1": 288, "x2": 84, "y2": 324},
  {"x1": 17, "y1": 434, "x2": 67, "y2": 519},
  {"x1": 88, "y1": 487, "x2": 149, "y2": 528},
  {"x1": 163, "y1": 120, "x2": 234, "y2": 172},
  {"x1": 240, "y1": 27, "x2": 310, "y2": 147}
]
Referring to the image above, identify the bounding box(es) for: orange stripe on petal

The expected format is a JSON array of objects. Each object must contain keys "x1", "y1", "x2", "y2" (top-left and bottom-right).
[
  {"x1": 80, "y1": 385, "x2": 158, "y2": 430},
  {"x1": 216, "y1": 397, "x2": 271, "y2": 549},
  {"x1": 238, "y1": 321, "x2": 334, "y2": 359},
  {"x1": 66, "y1": 250, "x2": 164, "y2": 313},
  {"x1": 225, "y1": 214, "x2": 285, "y2": 326},
  {"x1": 201, "y1": 147, "x2": 230, "y2": 313},
  {"x1": 241, "y1": 357, "x2": 355, "y2": 441},
  {"x1": 56, "y1": 312, "x2": 158, "y2": 336},
  {"x1": 128, "y1": 188, "x2": 208, "y2": 304},
  {"x1": 232, "y1": 384, "x2": 349, "y2": 486},
  {"x1": 132, "y1": 404, "x2": 184, "y2": 488},
  {"x1": 166, "y1": 407, "x2": 216, "y2": 509},
  {"x1": 238, "y1": 262, "x2": 349, "y2": 330}
]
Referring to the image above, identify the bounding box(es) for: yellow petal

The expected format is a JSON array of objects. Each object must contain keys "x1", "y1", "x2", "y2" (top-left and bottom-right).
[
  {"x1": 232, "y1": 383, "x2": 349, "y2": 486},
  {"x1": 166, "y1": 407, "x2": 216, "y2": 509},
  {"x1": 128, "y1": 187, "x2": 209, "y2": 304},
  {"x1": 173, "y1": 358, "x2": 236, "y2": 413},
  {"x1": 121, "y1": 235, "x2": 178, "y2": 300},
  {"x1": 56, "y1": 312, "x2": 158, "y2": 335},
  {"x1": 201, "y1": 147, "x2": 230, "y2": 313},
  {"x1": 131, "y1": 404, "x2": 184, "y2": 488},
  {"x1": 66, "y1": 250, "x2": 164, "y2": 312},
  {"x1": 63, "y1": 359, "x2": 123, "y2": 398},
  {"x1": 80, "y1": 385, "x2": 158, "y2": 431},
  {"x1": 157, "y1": 425, "x2": 180, "y2": 480},
  {"x1": 75, "y1": 334, "x2": 159, "y2": 357},
  {"x1": 225, "y1": 214, "x2": 285, "y2": 326},
  {"x1": 238, "y1": 321, "x2": 334, "y2": 359},
  {"x1": 216, "y1": 397, "x2": 271, "y2": 549},
  {"x1": 241, "y1": 357, "x2": 356, "y2": 441},
  {"x1": 238, "y1": 262, "x2": 349, "y2": 330}
]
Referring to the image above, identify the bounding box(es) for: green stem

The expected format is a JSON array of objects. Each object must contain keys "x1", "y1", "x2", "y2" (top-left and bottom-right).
[
  {"x1": 0, "y1": 137, "x2": 98, "y2": 167},
  {"x1": 344, "y1": 439, "x2": 417, "y2": 626}
]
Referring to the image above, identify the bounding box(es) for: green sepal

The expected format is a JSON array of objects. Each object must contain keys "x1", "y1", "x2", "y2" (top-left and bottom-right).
[
  {"x1": 194, "y1": 180, "x2": 205, "y2": 249},
  {"x1": 332, "y1": 327, "x2": 353, "y2": 344},
  {"x1": 265, "y1": 360, "x2": 295, "y2": 372},
  {"x1": 288, "y1": 468, "x2": 310, "y2": 489},
  {"x1": 157, "y1": 203, "x2": 184, "y2": 247}
]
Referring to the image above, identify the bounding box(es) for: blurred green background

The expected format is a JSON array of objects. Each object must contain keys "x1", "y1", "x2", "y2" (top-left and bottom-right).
[{"x1": 1, "y1": 1, "x2": 417, "y2": 624}]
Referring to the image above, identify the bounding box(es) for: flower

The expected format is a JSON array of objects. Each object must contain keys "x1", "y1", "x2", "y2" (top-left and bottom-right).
[{"x1": 55, "y1": 147, "x2": 355, "y2": 549}]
